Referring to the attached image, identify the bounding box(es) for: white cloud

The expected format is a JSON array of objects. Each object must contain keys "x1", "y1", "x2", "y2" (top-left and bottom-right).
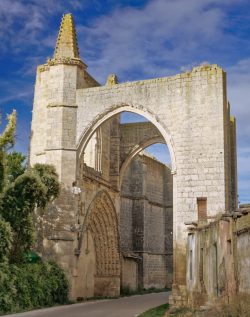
[
  {"x1": 0, "y1": 78, "x2": 33, "y2": 105},
  {"x1": 0, "y1": 0, "x2": 85, "y2": 54},
  {"x1": 78, "y1": 0, "x2": 246, "y2": 82}
]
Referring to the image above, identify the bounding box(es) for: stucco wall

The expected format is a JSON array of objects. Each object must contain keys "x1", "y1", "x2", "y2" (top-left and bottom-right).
[
  {"x1": 184, "y1": 206, "x2": 250, "y2": 307},
  {"x1": 235, "y1": 209, "x2": 250, "y2": 294}
]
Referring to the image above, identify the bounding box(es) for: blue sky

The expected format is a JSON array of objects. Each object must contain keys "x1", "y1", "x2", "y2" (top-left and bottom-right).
[{"x1": 0, "y1": 0, "x2": 249, "y2": 204}]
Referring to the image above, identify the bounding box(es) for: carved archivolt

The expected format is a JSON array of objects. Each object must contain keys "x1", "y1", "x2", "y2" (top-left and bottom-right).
[{"x1": 86, "y1": 191, "x2": 120, "y2": 277}]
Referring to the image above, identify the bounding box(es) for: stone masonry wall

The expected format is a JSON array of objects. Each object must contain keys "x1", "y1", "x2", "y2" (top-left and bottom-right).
[
  {"x1": 30, "y1": 63, "x2": 99, "y2": 186},
  {"x1": 31, "y1": 59, "x2": 236, "y2": 306},
  {"x1": 76, "y1": 65, "x2": 234, "y2": 302},
  {"x1": 76, "y1": 65, "x2": 231, "y2": 224},
  {"x1": 120, "y1": 153, "x2": 173, "y2": 289}
]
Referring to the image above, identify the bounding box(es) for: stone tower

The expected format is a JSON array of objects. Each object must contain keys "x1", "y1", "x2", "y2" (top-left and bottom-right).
[{"x1": 30, "y1": 13, "x2": 99, "y2": 186}]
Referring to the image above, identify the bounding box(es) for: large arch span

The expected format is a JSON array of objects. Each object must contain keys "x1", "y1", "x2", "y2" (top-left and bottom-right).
[{"x1": 76, "y1": 103, "x2": 177, "y2": 175}]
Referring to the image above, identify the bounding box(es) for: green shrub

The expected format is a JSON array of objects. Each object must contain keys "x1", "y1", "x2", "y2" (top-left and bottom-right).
[
  {"x1": 0, "y1": 112, "x2": 65, "y2": 314},
  {"x1": 0, "y1": 218, "x2": 13, "y2": 264},
  {"x1": 32, "y1": 164, "x2": 60, "y2": 205},
  {"x1": 0, "y1": 165, "x2": 60, "y2": 263},
  {"x1": 0, "y1": 261, "x2": 69, "y2": 314}
]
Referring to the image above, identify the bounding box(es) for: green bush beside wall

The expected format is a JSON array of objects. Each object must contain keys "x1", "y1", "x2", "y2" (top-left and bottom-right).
[{"x1": 0, "y1": 261, "x2": 69, "y2": 314}]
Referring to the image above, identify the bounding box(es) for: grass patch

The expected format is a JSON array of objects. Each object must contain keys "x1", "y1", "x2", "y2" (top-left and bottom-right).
[
  {"x1": 167, "y1": 307, "x2": 192, "y2": 316},
  {"x1": 139, "y1": 303, "x2": 169, "y2": 317}
]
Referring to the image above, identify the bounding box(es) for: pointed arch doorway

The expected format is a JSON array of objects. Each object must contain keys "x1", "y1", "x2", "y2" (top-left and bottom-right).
[{"x1": 75, "y1": 190, "x2": 120, "y2": 298}]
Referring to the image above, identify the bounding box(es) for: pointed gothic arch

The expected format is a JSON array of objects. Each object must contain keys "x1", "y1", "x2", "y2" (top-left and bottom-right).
[
  {"x1": 76, "y1": 103, "x2": 177, "y2": 175},
  {"x1": 84, "y1": 190, "x2": 120, "y2": 296}
]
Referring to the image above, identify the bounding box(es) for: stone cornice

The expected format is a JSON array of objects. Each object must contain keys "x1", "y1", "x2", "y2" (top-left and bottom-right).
[
  {"x1": 38, "y1": 57, "x2": 87, "y2": 72},
  {"x1": 47, "y1": 103, "x2": 78, "y2": 108},
  {"x1": 45, "y1": 148, "x2": 76, "y2": 151}
]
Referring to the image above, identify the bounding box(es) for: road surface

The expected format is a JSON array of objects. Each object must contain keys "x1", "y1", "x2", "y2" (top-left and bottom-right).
[{"x1": 6, "y1": 292, "x2": 170, "y2": 317}]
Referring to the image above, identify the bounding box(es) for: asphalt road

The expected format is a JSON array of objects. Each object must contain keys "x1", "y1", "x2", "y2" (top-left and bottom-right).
[{"x1": 6, "y1": 292, "x2": 170, "y2": 317}]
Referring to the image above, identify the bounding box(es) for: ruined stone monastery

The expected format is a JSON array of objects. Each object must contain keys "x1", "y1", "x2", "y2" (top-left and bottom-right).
[{"x1": 29, "y1": 14, "x2": 250, "y2": 307}]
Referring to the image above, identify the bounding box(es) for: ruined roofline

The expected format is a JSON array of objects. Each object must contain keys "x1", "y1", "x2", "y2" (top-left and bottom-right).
[
  {"x1": 78, "y1": 63, "x2": 225, "y2": 92},
  {"x1": 84, "y1": 70, "x2": 100, "y2": 87},
  {"x1": 239, "y1": 204, "x2": 250, "y2": 213},
  {"x1": 120, "y1": 121, "x2": 150, "y2": 126},
  {"x1": 37, "y1": 13, "x2": 225, "y2": 90},
  {"x1": 139, "y1": 150, "x2": 171, "y2": 169}
]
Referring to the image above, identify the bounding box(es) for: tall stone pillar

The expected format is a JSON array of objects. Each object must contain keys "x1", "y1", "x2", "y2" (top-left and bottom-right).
[
  {"x1": 30, "y1": 13, "x2": 99, "y2": 186},
  {"x1": 29, "y1": 14, "x2": 100, "y2": 299}
]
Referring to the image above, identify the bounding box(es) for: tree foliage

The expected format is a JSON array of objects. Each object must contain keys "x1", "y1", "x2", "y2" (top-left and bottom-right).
[
  {"x1": 6, "y1": 151, "x2": 26, "y2": 184},
  {"x1": 0, "y1": 218, "x2": 13, "y2": 265},
  {"x1": 0, "y1": 111, "x2": 67, "y2": 314},
  {"x1": 32, "y1": 163, "x2": 60, "y2": 207},
  {"x1": 0, "y1": 110, "x2": 16, "y2": 149},
  {"x1": 0, "y1": 172, "x2": 47, "y2": 262},
  {"x1": 0, "y1": 165, "x2": 60, "y2": 263},
  {"x1": 0, "y1": 110, "x2": 60, "y2": 263},
  {"x1": 0, "y1": 110, "x2": 16, "y2": 193}
]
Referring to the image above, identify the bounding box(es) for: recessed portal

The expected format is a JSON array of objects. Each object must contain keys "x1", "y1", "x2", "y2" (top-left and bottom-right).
[{"x1": 77, "y1": 111, "x2": 173, "y2": 297}]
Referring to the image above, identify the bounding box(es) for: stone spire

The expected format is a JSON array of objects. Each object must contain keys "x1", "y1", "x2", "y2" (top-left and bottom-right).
[{"x1": 54, "y1": 13, "x2": 80, "y2": 60}]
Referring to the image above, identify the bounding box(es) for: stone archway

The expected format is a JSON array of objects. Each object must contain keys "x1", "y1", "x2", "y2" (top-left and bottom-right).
[
  {"x1": 76, "y1": 104, "x2": 177, "y2": 175},
  {"x1": 118, "y1": 137, "x2": 165, "y2": 189},
  {"x1": 84, "y1": 190, "x2": 120, "y2": 297},
  {"x1": 77, "y1": 109, "x2": 175, "y2": 293}
]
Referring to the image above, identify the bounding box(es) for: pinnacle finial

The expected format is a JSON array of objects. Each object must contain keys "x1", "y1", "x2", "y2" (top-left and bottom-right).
[
  {"x1": 106, "y1": 74, "x2": 119, "y2": 86},
  {"x1": 54, "y1": 13, "x2": 80, "y2": 59}
]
